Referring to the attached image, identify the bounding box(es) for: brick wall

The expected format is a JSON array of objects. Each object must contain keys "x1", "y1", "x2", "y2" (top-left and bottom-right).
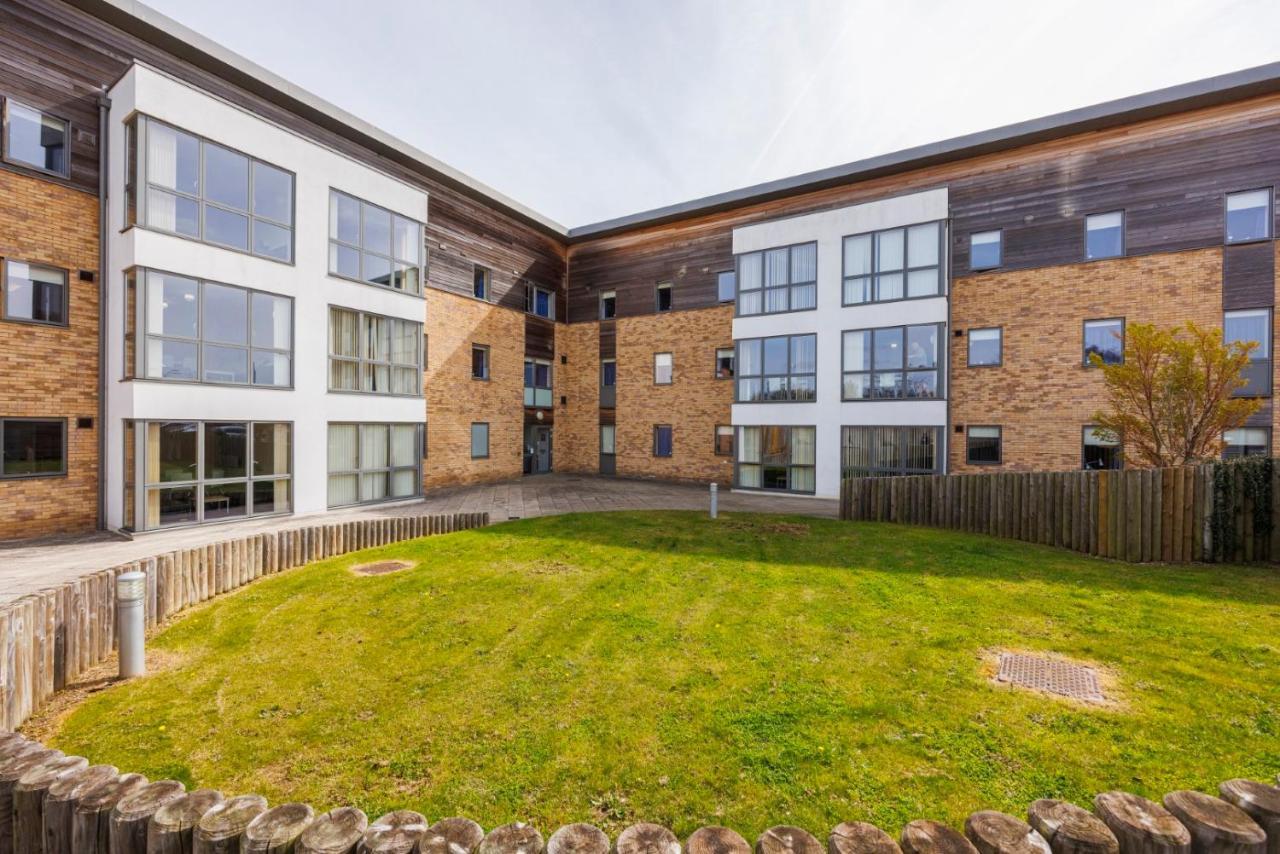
[
  {"x1": 0, "y1": 169, "x2": 99, "y2": 539},
  {"x1": 556, "y1": 322, "x2": 599, "y2": 474},
  {"x1": 615, "y1": 306, "x2": 734, "y2": 484},
  {"x1": 948, "y1": 248, "x2": 1224, "y2": 472}
]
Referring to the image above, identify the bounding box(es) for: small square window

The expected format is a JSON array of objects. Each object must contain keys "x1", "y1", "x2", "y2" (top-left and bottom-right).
[
  {"x1": 653, "y1": 425, "x2": 673, "y2": 457},
  {"x1": 471, "y1": 345, "x2": 490, "y2": 380},
  {"x1": 970, "y1": 231, "x2": 1001, "y2": 270},
  {"x1": 967, "y1": 426, "x2": 1001, "y2": 465},
  {"x1": 654, "y1": 352, "x2": 673, "y2": 385},
  {"x1": 714, "y1": 425, "x2": 734, "y2": 456},
  {"x1": 1084, "y1": 319, "x2": 1124, "y2": 366},
  {"x1": 3, "y1": 101, "x2": 69, "y2": 177},
  {"x1": 1083, "y1": 426, "x2": 1121, "y2": 470},
  {"x1": 716, "y1": 271, "x2": 735, "y2": 303},
  {"x1": 473, "y1": 266, "x2": 491, "y2": 301},
  {"x1": 1224, "y1": 427, "x2": 1270, "y2": 458},
  {"x1": 470, "y1": 422, "x2": 489, "y2": 459},
  {"x1": 656, "y1": 282, "x2": 672, "y2": 312},
  {"x1": 715, "y1": 347, "x2": 735, "y2": 379},
  {"x1": 600, "y1": 290, "x2": 616, "y2": 320},
  {"x1": 1, "y1": 418, "x2": 66, "y2": 477},
  {"x1": 1086, "y1": 211, "x2": 1124, "y2": 260},
  {"x1": 968, "y1": 328, "x2": 1001, "y2": 367},
  {"x1": 1226, "y1": 189, "x2": 1272, "y2": 244},
  {"x1": 3, "y1": 261, "x2": 67, "y2": 326}
]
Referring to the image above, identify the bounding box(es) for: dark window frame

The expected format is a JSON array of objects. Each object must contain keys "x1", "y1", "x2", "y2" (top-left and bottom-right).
[
  {"x1": 734, "y1": 424, "x2": 817, "y2": 495},
  {"x1": 1082, "y1": 425, "x2": 1122, "y2": 470},
  {"x1": 736, "y1": 333, "x2": 818, "y2": 403},
  {"x1": 599, "y1": 290, "x2": 616, "y2": 320},
  {"x1": 654, "y1": 352, "x2": 673, "y2": 385},
  {"x1": 715, "y1": 346, "x2": 735, "y2": 380},
  {"x1": 470, "y1": 422, "x2": 490, "y2": 459},
  {"x1": 969, "y1": 229, "x2": 1003, "y2": 271},
  {"x1": 714, "y1": 424, "x2": 734, "y2": 457},
  {"x1": 1224, "y1": 187, "x2": 1275, "y2": 245},
  {"x1": 472, "y1": 265, "x2": 491, "y2": 301},
  {"x1": 653, "y1": 424, "x2": 674, "y2": 458},
  {"x1": 966, "y1": 425, "x2": 1003, "y2": 466},
  {"x1": 655, "y1": 282, "x2": 672, "y2": 313},
  {"x1": 0, "y1": 417, "x2": 67, "y2": 479},
  {"x1": 1084, "y1": 210, "x2": 1126, "y2": 261},
  {"x1": 328, "y1": 187, "x2": 423, "y2": 294},
  {"x1": 471, "y1": 344, "x2": 490, "y2": 381},
  {"x1": 734, "y1": 241, "x2": 818, "y2": 317},
  {"x1": 841, "y1": 323, "x2": 945, "y2": 401},
  {"x1": 1083, "y1": 317, "x2": 1125, "y2": 367},
  {"x1": 1, "y1": 98, "x2": 71, "y2": 180},
  {"x1": 524, "y1": 357, "x2": 553, "y2": 408},
  {"x1": 967, "y1": 326, "x2": 1002, "y2": 368},
  {"x1": 841, "y1": 220, "x2": 946, "y2": 307},
  {"x1": 840, "y1": 425, "x2": 944, "y2": 477},
  {"x1": 716, "y1": 270, "x2": 735, "y2": 303},
  {"x1": 325, "y1": 421, "x2": 420, "y2": 509},
  {"x1": 1224, "y1": 307, "x2": 1273, "y2": 398},
  {"x1": 326, "y1": 304, "x2": 420, "y2": 397},
  {"x1": 1223, "y1": 426, "x2": 1271, "y2": 459},
  {"x1": 526, "y1": 283, "x2": 556, "y2": 320},
  {"x1": 1, "y1": 258, "x2": 69, "y2": 328}
]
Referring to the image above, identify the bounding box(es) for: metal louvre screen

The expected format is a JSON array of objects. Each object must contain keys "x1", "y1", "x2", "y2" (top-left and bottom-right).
[{"x1": 841, "y1": 426, "x2": 942, "y2": 478}]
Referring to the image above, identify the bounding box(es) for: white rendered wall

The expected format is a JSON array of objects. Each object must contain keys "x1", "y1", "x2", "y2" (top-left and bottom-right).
[
  {"x1": 730, "y1": 188, "x2": 950, "y2": 498},
  {"x1": 104, "y1": 64, "x2": 430, "y2": 530}
]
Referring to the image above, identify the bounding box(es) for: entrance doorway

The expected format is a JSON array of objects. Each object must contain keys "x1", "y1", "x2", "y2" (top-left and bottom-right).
[{"x1": 524, "y1": 425, "x2": 553, "y2": 474}]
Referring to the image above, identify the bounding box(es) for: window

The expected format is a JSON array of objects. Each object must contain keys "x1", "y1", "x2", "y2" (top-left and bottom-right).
[
  {"x1": 524, "y1": 358, "x2": 552, "y2": 407},
  {"x1": 327, "y1": 307, "x2": 421, "y2": 395},
  {"x1": 1083, "y1": 318, "x2": 1124, "y2": 366},
  {"x1": 967, "y1": 327, "x2": 1001, "y2": 367},
  {"x1": 2, "y1": 100, "x2": 68, "y2": 177},
  {"x1": 1086, "y1": 211, "x2": 1124, "y2": 260},
  {"x1": 970, "y1": 230, "x2": 1002, "y2": 270},
  {"x1": 600, "y1": 425, "x2": 616, "y2": 455},
  {"x1": 1225, "y1": 309, "x2": 1271, "y2": 397},
  {"x1": 471, "y1": 345, "x2": 490, "y2": 381},
  {"x1": 526, "y1": 284, "x2": 555, "y2": 319},
  {"x1": 736, "y1": 334, "x2": 817, "y2": 402},
  {"x1": 470, "y1": 422, "x2": 490, "y2": 459},
  {"x1": 1, "y1": 419, "x2": 65, "y2": 478},
  {"x1": 3, "y1": 261, "x2": 66, "y2": 326},
  {"x1": 736, "y1": 426, "x2": 815, "y2": 493},
  {"x1": 654, "y1": 352, "x2": 673, "y2": 385},
  {"x1": 715, "y1": 425, "x2": 734, "y2": 456},
  {"x1": 329, "y1": 189, "x2": 422, "y2": 293},
  {"x1": 600, "y1": 290, "x2": 616, "y2": 319},
  {"x1": 1226, "y1": 189, "x2": 1273, "y2": 244},
  {"x1": 656, "y1": 282, "x2": 672, "y2": 312},
  {"x1": 715, "y1": 347, "x2": 735, "y2": 379},
  {"x1": 327, "y1": 422, "x2": 420, "y2": 507},
  {"x1": 1083, "y1": 427, "x2": 1121, "y2": 470},
  {"x1": 653, "y1": 425, "x2": 673, "y2": 457},
  {"x1": 1224, "y1": 428, "x2": 1270, "y2": 459},
  {"x1": 841, "y1": 426, "x2": 941, "y2": 477},
  {"x1": 966, "y1": 426, "x2": 1001, "y2": 465},
  {"x1": 129, "y1": 116, "x2": 294, "y2": 261},
  {"x1": 843, "y1": 221, "x2": 943, "y2": 305},
  {"x1": 717, "y1": 271, "x2": 735, "y2": 303},
  {"x1": 735, "y1": 242, "x2": 817, "y2": 316},
  {"x1": 843, "y1": 324, "x2": 942, "y2": 400},
  {"x1": 473, "y1": 266, "x2": 490, "y2": 301},
  {"x1": 601, "y1": 358, "x2": 616, "y2": 407},
  {"x1": 129, "y1": 270, "x2": 292, "y2": 387}
]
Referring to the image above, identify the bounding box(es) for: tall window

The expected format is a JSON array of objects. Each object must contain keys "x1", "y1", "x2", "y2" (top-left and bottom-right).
[
  {"x1": 653, "y1": 425, "x2": 673, "y2": 457},
  {"x1": 654, "y1": 352, "x2": 673, "y2": 385},
  {"x1": 1, "y1": 419, "x2": 65, "y2": 478},
  {"x1": 470, "y1": 423, "x2": 490, "y2": 459},
  {"x1": 2, "y1": 100, "x2": 69, "y2": 178},
  {"x1": 715, "y1": 347, "x2": 735, "y2": 379},
  {"x1": 1226, "y1": 189, "x2": 1273, "y2": 244},
  {"x1": 1224, "y1": 428, "x2": 1270, "y2": 458},
  {"x1": 843, "y1": 324, "x2": 942, "y2": 400},
  {"x1": 714, "y1": 425, "x2": 734, "y2": 456},
  {"x1": 841, "y1": 426, "x2": 941, "y2": 477},
  {"x1": 327, "y1": 423, "x2": 421, "y2": 507},
  {"x1": 473, "y1": 266, "x2": 491, "y2": 301},
  {"x1": 601, "y1": 425, "x2": 616, "y2": 455},
  {"x1": 716, "y1": 271, "x2": 735, "y2": 303},
  {"x1": 601, "y1": 358, "x2": 616, "y2": 407},
  {"x1": 3, "y1": 261, "x2": 66, "y2": 326},
  {"x1": 1086, "y1": 211, "x2": 1124, "y2": 260},
  {"x1": 843, "y1": 221, "x2": 942, "y2": 305},
  {"x1": 471, "y1": 345, "x2": 490, "y2": 381},
  {"x1": 736, "y1": 426, "x2": 815, "y2": 493},
  {"x1": 1083, "y1": 427, "x2": 1121, "y2": 470},
  {"x1": 600, "y1": 290, "x2": 616, "y2": 319},
  {"x1": 656, "y1": 282, "x2": 672, "y2": 312},
  {"x1": 328, "y1": 307, "x2": 422, "y2": 395},
  {"x1": 736, "y1": 334, "x2": 817, "y2": 402},
  {"x1": 1225, "y1": 309, "x2": 1271, "y2": 397},
  {"x1": 736, "y1": 242, "x2": 817, "y2": 316},
  {"x1": 140, "y1": 421, "x2": 291, "y2": 528},
  {"x1": 526, "y1": 284, "x2": 555, "y2": 319},
  {"x1": 524, "y1": 358, "x2": 552, "y2": 407},
  {"x1": 1083, "y1": 318, "x2": 1124, "y2": 366},
  {"x1": 329, "y1": 190, "x2": 422, "y2": 293},
  {"x1": 128, "y1": 116, "x2": 294, "y2": 261},
  {"x1": 970, "y1": 230, "x2": 1002, "y2": 270},
  {"x1": 966, "y1": 426, "x2": 1001, "y2": 465},
  {"x1": 967, "y1": 328, "x2": 1001, "y2": 367}
]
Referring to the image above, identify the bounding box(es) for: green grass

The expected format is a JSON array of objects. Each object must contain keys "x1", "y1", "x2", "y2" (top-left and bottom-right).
[{"x1": 49, "y1": 512, "x2": 1280, "y2": 837}]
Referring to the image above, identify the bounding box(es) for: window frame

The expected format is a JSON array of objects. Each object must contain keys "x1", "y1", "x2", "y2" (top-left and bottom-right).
[
  {"x1": 1223, "y1": 426, "x2": 1271, "y2": 459},
  {"x1": 841, "y1": 220, "x2": 946, "y2": 307},
  {"x1": 1083, "y1": 317, "x2": 1126, "y2": 367},
  {"x1": 969, "y1": 229, "x2": 1003, "y2": 271},
  {"x1": 653, "y1": 424, "x2": 674, "y2": 458},
  {"x1": 1, "y1": 98, "x2": 71, "y2": 179},
  {"x1": 967, "y1": 326, "x2": 1002, "y2": 368},
  {"x1": 327, "y1": 188, "x2": 424, "y2": 295},
  {"x1": 1224, "y1": 187, "x2": 1274, "y2": 245},
  {"x1": 1081, "y1": 425, "x2": 1122, "y2": 470},
  {"x1": 736, "y1": 333, "x2": 818, "y2": 403},
  {"x1": 471, "y1": 344, "x2": 491, "y2": 382},
  {"x1": 1084, "y1": 210, "x2": 1126, "y2": 261},
  {"x1": 716, "y1": 270, "x2": 736, "y2": 303},
  {"x1": 326, "y1": 305, "x2": 421, "y2": 396},
  {"x1": 325, "y1": 421, "x2": 422, "y2": 508},
  {"x1": 600, "y1": 424, "x2": 616, "y2": 456},
  {"x1": 714, "y1": 424, "x2": 734, "y2": 457},
  {"x1": 599, "y1": 290, "x2": 616, "y2": 320},
  {"x1": 841, "y1": 323, "x2": 945, "y2": 401},
  {"x1": 1, "y1": 259, "x2": 69, "y2": 328},
  {"x1": 734, "y1": 241, "x2": 818, "y2": 317},
  {"x1": 470, "y1": 422, "x2": 490, "y2": 460},
  {"x1": 0, "y1": 417, "x2": 67, "y2": 479},
  {"x1": 654, "y1": 352, "x2": 673, "y2": 386},
  {"x1": 966, "y1": 425, "x2": 1003, "y2": 466},
  {"x1": 734, "y1": 425, "x2": 817, "y2": 495},
  {"x1": 655, "y1": 282, "x2": 673, "y2": 313},
  {"x1": 1224, "y1": 307, "x2": 1273, "y2": 398},
  {"x1": 840, "y1": 425, "x2": 943, "y2": 478},
  {"x1": 524, "y1": 357, "x2": 553, "y2": 408},
  {"x1": 472, "y1": 265, "x2": 491, "y2": 302},
  {"x1": 526, "y1": 283, "x2": 556, "y2": 320},
  {"x1": 715, "y1": 347, "x2": 735, "y2": 380}
]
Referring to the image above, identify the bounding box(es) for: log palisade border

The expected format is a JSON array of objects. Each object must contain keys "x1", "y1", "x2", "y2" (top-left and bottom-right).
[{"x1": 0, "y1": 513, "x2": 490, "y2": 734}]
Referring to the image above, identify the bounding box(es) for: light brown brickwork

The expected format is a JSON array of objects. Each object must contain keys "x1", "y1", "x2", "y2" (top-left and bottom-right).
[
  {"x1": 424, "y1": 289, "x2": 524, "y2": 488},
  {"x1": 0, "y1": 170, "x2": 99, "y2": 539},
  {"x1": 615, "y1": 305, "x2": 734, "y2": 484},
  {"x1": 556, "y1": 322, "x2": 599, "y2": 474},
  {"x1": 949, "y1": 248, "x2": 1224, "y2": 472}
]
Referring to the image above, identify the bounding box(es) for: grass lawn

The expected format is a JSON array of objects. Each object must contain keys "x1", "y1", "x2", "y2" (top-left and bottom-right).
[{"x1": 47, "y1": 511, "x2": 1280, "y2": 838}]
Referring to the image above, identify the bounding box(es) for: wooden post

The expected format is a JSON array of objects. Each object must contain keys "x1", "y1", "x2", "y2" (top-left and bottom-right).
[
  {"x1": 13, "y1": 755, "x2": 87, "y2": 854},
  {"x1": 359, "y1": 810, "x2": 429, "y2": 854},
  {"x1": 70, "y1": 772, "x2": 147, "y2": 854},
  {"x1": 149, "y1": 789, "x2": 225, "y2": 854},
  {"x1": 108, "y1": 779, "x2": 186, "y2": 854},
  {"x1": 1094, "y1": 792, "x2": 1191, "y2": 854},
  {"x1": 1026, "y1": 800, "x2": 1118, "y2": 854},
  {"x1": 41, "y1": 764, "x2": 117, "y2": 854},
  {"x1": 545, "y1": 824, "x2": 608, "y2": 854},
  {"x1": 193, "y1": 794, "x2": 267, "y2": 854},
  {"x1": 689, "y1": 827, "x2": 752, "y2": 854},
  {"x1": 1162, "y1": 791, "x2": 1265, "y2": 854},
  {"x1": 900, "y1": 822, "x2": 979, "y2": 854},
  {"x1": 1217, "y1": 780, "x2": 1280, "y2": 854},
  {"x1": 298, "y1": 808, "x2": 367, "y2": 854},
  {"x1": 964, "y1": 811, "x2": 1050, "y2": 854},
  {"x1": 616, "y1": 824, "x2": 680, "y2": 854},
  {"x1": 419, "y1": 818, "x2": 485, "y2": 854},
  {"x1": 829, "y1": 822, "x2": 901, "y2": 854},
  {"x1": 243, "y1": 803, "x2": 316, "y2": 854}
]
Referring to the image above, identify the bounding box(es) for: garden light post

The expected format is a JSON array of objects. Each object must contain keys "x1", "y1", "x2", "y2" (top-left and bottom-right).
[
  {"x1": 710, "y1": 482, "x2": 718, "y2": 519},
  {"x1": 116, "y1": 570, "x2": 146, "y2": 678}
]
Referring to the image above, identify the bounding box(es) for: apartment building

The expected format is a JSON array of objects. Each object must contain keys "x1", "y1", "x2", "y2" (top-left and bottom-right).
[{"x1": 0, "y1": 0, "x2": 1277, "y2": 538}]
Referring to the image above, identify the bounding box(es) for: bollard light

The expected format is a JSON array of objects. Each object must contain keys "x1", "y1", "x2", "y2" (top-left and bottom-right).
[
  {"x1": 116, "y1": 571, "x2": 146, "y2": 678},
  {"x1": 709, "y1": 482, "x2": 718, "y2": 520}
]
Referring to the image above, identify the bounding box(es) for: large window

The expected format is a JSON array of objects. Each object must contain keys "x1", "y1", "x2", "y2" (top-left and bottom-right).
[
  {"x1": 3, "y1": 261, "x2": 66, "y2": 326},
  {"x1": 1225, "y1": 309, "x2": 1271, "y2": 397},
  {"x1": 328, "y1": 307, "x2": 422, "y2": 395},
  {"x1": 966, "y1": 426, "x2": 1002, "y2": 465},
  {"x1": 526, "y1": 284, "x2": 555, "y2": 319},
  {"x1": 127, "y1": 116, "x2": 294, "y2": 261},
  {"x1": 139, "y1": 421, "x2": 291, "y2": 528},
  {"x1": 967, "y1": 327, "x2": 1001, "y2": 367},
  {"x1": 329, "y1": 190, "x2": 422, "y2": 294},
  {"x1": 1226, "y1": 189, "x2": 1272, "y2": 244},
  {"x1": 843, "y1": 221, "x2": 943, "y2": 305},
  {"x1": 1083, "y1": 427, "x2": 1121, "y2": 470},
  {"x1": 736, "y1": 426, "x2": 815, "y2": 493},
  {"x1": 736, "y1": 334, "x2": 817, "y2": 402},
  {"x1": 2, "y1": 100, "x2": 69, "y2": 178},
  {"x1": 841, "y1": 426, "x2": 941, "y2": 477},
  {"x1": 127, "y1": 270, "x2": 292, "y2": 387},
  {"x1": 1084, "y1": 318, "x2": 1124, "y2": 366},
  {"x1": 843, "y1": 324, "x2": 942, "y2": 400},
  {"x1": 327, "y1": 423, "x2": 421, "y2": 507},
  {"x1": 1, "y1": 419, "x2": 65, "y2": 478},
  {"x1": 1224, "y1": 428, "x2": 1270, "y2": 459},
  {"x1": 525, "y1": 358, "x2": 552, "y2": 407},
  {"x1": 970, "y1": 230, "x2": 1002, "y2": 270},
  {"x1": 736, "y1": 242, "x2": 816, "y2": 316},
  {"x1": 1086, "y1": 211, "x2": 1124, "y2": 260}
]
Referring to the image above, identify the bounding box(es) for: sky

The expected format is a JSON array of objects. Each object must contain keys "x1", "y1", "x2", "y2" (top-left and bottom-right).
[{"x1": 145, "y1": 0, "x2": 1280, "y2": 229}]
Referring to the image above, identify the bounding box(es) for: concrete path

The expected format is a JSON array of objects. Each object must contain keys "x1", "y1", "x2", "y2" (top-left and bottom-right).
[{"x1": 0, "y1": 474, "x2": 836, "y2": 603}]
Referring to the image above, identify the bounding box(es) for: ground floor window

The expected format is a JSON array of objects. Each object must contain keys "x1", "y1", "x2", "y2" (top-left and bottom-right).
[
  {"x1": 1224, "y1": 427, "x2": 1270, "y2": 459},
  {"x1": 654, "y1": 425, "x2": 673, "y2": 457},
  {"x1": 1083, "y1": 427, "x2": 1121, "y2": 469},
  {"x1": 736, "y1": 426, "x2": 815, "y2": 493},
  {"x1": 840, "y1": 425, "x2": 941, "y2": 477},
  {"x1": 0, "y1": 418, "x2": 66, "y2": 478},
  {"x1": 966, "y1": 425, "x2": 1002, "y2": 465},
  {"x1": 714, "y1": 424, "x2": 734, "y2": 456},
  {"x1": 328, "y1": 422, "x2": 421, "y2": 507}
]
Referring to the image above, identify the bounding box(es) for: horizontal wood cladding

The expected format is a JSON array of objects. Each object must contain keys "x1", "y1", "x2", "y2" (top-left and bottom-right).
[
  {"x1": 1222, "y1": 241, "x2": 1276, "y2": 309},
  {"x1": 599, "y1": 321, "x2": 616, "y2": 359},
  {"x1": 524, "y1": 315, "x2": 555, "y2": 360}
]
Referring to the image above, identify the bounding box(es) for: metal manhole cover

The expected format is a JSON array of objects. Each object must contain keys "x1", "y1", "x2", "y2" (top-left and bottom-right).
[
  {"x1": 996, "y1": 652, "x2": 1105, "y2": 703},
  {"x1": 351, "y1": 559, "x2": 415, "y2": 577}
]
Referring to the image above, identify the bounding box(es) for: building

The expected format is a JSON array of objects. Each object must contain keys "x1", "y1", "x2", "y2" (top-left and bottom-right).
[{"x1": 1, "y1": 0, "x2": 1278, "y2": 540}]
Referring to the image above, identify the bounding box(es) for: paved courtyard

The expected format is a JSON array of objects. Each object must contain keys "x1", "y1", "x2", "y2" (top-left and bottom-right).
[{"x1": 0, "y1": 474, "x2": 836, "y2": 604}]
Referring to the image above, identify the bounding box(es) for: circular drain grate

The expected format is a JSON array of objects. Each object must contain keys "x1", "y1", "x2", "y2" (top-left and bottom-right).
[
  {"x1": 351, "y1": 559, "x2": 415, "y2": 577},
  {"x1": 995, "y1": 651, "x2": 1105, "y2": 703}
]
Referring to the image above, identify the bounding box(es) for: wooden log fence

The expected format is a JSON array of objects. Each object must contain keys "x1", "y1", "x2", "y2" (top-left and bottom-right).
[
  {"x1": 0, "y1": 512, "x2": 489, "y2": 734},
  {"x1": 839, "y1": 460, "x2": 1280, "y2": 564}
]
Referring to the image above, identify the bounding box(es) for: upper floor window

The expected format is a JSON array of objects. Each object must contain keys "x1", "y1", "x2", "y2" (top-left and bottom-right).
[
  {"x1": 716, "y1": 271, "x2": 735, "y2": 303},
  {"x1": 2, "y1": 260, "x2": 66, "y2": 326},
  {"x1": 473, "y1": 266, "x2": 490, "y2": 301},
  {"x1": 970, "y1": 230, "x2": 1001, "y2": 270},
  {"x1": 843, "y1": 323, "x2": 943, "y2": 400},
  {"x1": 715, "y1": 347, "x2": 735, "y2": 379},
  {"x1": 1224, "y1": 427, "x2": 1270, "y2": 459},
  {"x1": 600, "y1": 290, "x2": 616, "y2": 319},
  {"x1": 526, "y1": 283, "x2": 555, "y2": 320},
  {"x1": 1, "y1": 418, "x2": 65, "y2": 479},
  {"x1": 1084, "y1": 318, "x2": 1124, "y2": 366},
  {"x1": 843, "y1": 221, "x2": 942, "y2": 305},
  {"x1": 967, "y1": 327, "x2": 1001, "y2": 367},
  {"x1": 1224, "y1": 309, "x2": 1271, "y2": 397},
  {"x1": 2, "y1": 100, "x2": 69, "y2": 178},
  {"x1": 329, "y1": 190, "x2": 422, "y2": 293},
  {"x1": 471, "y1": 345, "x2": 490, "y2": 381},
  {"x1": 654, "y1": 352, "x2": 673, "y2": 385},
  {"x1": 736, "y1": 242, "x2": 816, "y2": 316},
  {"x1": 127, "y1": 116, "x2": 294, "y2": 262},
  {"x1": 1226, "y1": 189, "x2": 1272, "y2": 244},
  {"x1": 1086, "y1": 211, "x2": 1124, "y2": 260},
  {"x1": 524, "y1": 358, "x2": 552, "y2": 407},
  {"x1": 656, "y1": 282, "x2": 672, "y2": 312},
  {"x1": 328, "y1": 307, "x2": 422, "y2": 395},
  {"x1": 736, "y1": 334, "x2": 817, "y2": 402}
]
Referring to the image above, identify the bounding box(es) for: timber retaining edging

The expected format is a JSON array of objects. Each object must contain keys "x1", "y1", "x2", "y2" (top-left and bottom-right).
[{"x1": 0, "y1": 512, "x2": 491, "y2": 733}]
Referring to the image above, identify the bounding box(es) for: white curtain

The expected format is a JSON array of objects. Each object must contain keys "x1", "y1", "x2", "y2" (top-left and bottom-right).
[
  {"x1": 390, "y1": 469, "x2": 416, "y2": 498},
  {"x1": 738, "y1": 464, "x2": 761, "y2": 488},
  {"x1": 390, "y1": 320, "x2": 418, "y2": 366},
  {"x1": 738, "y1": 252, "x2": 763, "y2": 290},
  {"x1": 392, "y1": 216, "x2": 419, "y2": 264},
  {"x1": 362, "y1": 472, "x2": 388, "y2": 501},
  {"x1": 844, "y1": 235, "x2": 871, "y2": 276},
  {"x1": 876, "y1": 229, "x2": 905, "y2": 272},
  {"x1": 328, "y1": 474, "x2": 357, "y2": 507},
  {"x1": 361, "y1": 425, "x2": 389, "y2": 469},
  {"x1": 908, "y1": 222, "x2": 940, "y2": 267},
  {"x1": 390, "y1": 425, "x2": 416, "y2": 467},
  {"x1": 329, "y1": 309, "x2": 358, "y2": 357},
  {"x1": 790, "y1": 428, "x2": 816, "y2": 465},
  {"x1": 790, "y1": 466, "x2": 815, "y2": 493},
  {"x1": 790, "y1": 243, "x2": 816, "y2": 283},
  {"x1": 738, "y1": 426, "x2": 761, "y2": 463},
  {"x1": 327, "y1": 424, "x2": 358, "y2": 471},
  {"x1": 146, "y1": 122, "x2": 178, "y2": 230},
  {"x1": 765, "y1": 248, "x2": 789, "y2": 287}
]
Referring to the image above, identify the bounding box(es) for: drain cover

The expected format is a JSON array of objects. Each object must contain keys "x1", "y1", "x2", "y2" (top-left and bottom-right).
[
  {"x1": 351, "y1": 559, "x2": 414, "y2": 576},
  {"x1": 996, "y1": 652, "x2": 1105, "y2": 703}
]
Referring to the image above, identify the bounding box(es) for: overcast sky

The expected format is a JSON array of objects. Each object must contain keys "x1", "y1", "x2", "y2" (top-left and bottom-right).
[{"x1": 146, "y1": 0, "x2": 1280, "y2": 228}]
